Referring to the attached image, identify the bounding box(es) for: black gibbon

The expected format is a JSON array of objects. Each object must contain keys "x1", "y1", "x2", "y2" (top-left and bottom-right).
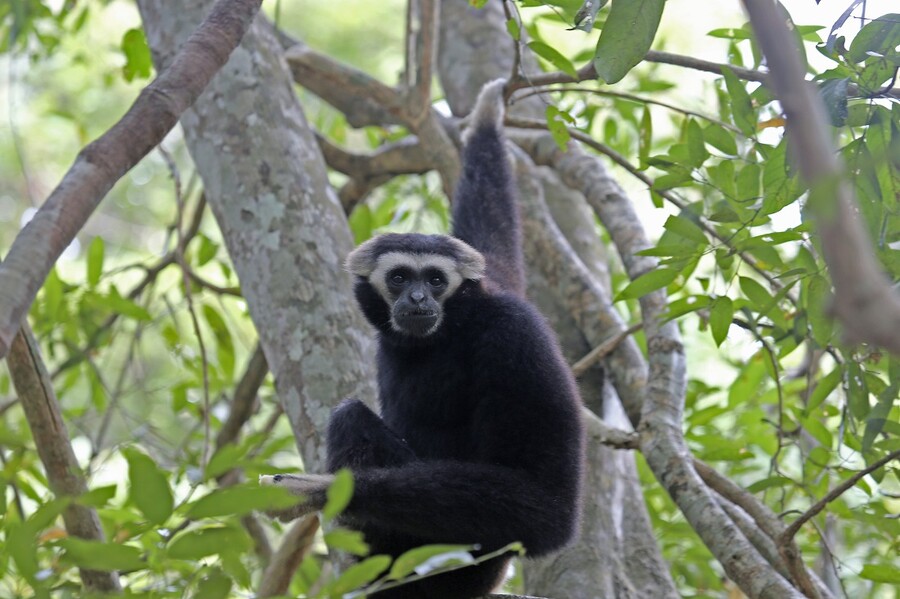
[{"x1": 263, "y1": 79, "x2": 585, "y2": 599}]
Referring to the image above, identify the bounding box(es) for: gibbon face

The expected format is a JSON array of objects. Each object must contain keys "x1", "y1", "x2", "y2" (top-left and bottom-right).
[{"x1": 345, "y1": 233, "x2": 486, "y2": 337}]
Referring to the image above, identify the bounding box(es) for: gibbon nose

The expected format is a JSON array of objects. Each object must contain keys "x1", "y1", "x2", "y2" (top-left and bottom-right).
[{"x1": 410, "y1": 289, "x2": 426, "y2": 304}]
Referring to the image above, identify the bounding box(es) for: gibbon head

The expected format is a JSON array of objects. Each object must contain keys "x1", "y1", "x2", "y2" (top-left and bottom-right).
[{"x1": 346, "y1": 233, "x2": 486, "y2": 337}]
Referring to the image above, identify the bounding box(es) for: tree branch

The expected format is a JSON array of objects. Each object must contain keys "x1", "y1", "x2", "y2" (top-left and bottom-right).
[
  {"x1": 6, "y1": 325, "x2": 121, "y2": 592},
  {"x1": 777, "y1": 448, "x2": 900, "y2": 548},
  {"x1": 506, "y1": 49, "x2": 898, "y2": 100},
  {"x1": 281, "y1": 33, "x2": 460, "y2": 196},
  {"x1": 403, "y1": 0, "x2": 439, "y2": 127},
  {"x1": 315, "y1": 134, "x2": 435, "y2": 212},
  {"x1": 257, "y1": 515, "x2": 319, "y2": 597},
  {"x1": 0, "y1": 0, "x2": 264, "y2": 360},
  {"x1": 694, "y1": 459, "x2": 828, "y2": 599}
]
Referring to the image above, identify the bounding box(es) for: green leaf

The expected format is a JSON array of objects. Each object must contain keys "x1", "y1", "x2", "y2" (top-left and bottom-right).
[
  {"x1": 196, "y1": 234, "x2": 219, "y2": 266},
  {"x1": 615, "y1": 268, "x2": 679, "y2": 301},
  {"x1": 505, "y1": 18, "x2": 520, "y2": 41},
  {"x1": 324, "y1": 528, "x2": 370, "y2": 557},
  {"x1": 818, "y1": 78, "x2": 849, "y2": 127},
  {"x1": 86, "y1": 236, "x2": 104, "y2": 288},
  {"x1": 593, "y1": 0, "x2": 666, "y2": 84},
  {"x1": 121, "y1": 28, "x2": 152, "y2": 82},
  {"x1": 328, "y1": 555, "x2": 392, "y2": 596},
  {"x1": 102, "y1": 286, "x2": 153, "y2": 321},
  {"x1": 746, "y1": 476, "x2": 793, "y2": 493},
  {"x1": 203, "y1": 304, "x2": 235, "y2": 379},
  {"x1": 663, "y1": 215, "x2": 707, "y2": 246},
  {"x1": 806, "y1": 275, "x2": 833, "y2": 346},
  {"x1": 739, "y1": 276, "x2": 773, "y2": 308},
  {"x1": 546, "y1": 105, "x2": 573, "y2": 150},
  {"x1": 859, "y1": 563, "x2": 900, "y2": 584},
  {"x1": 204, "y1": 444, "x2": 243, "y2": 480},
  {"x1": 527, "y1": 41, "x2": 578, "y2": 78},
  {"x1": 722, "y1": 67, "x2": 755, "y2": 136},
  {"x1": 847, "y1": 14, "x2": 900, "y2": 63},
  {"x1": 684, "y1": 119, "x2": 708, "y2": 167},
  {"x1": 7, "y1": 523, "x2": 39, "y2": 582},
  {"x1": 168, "y1": 526, "x2": 252, "y2": 560},
  {"x1": 59, "y1": 538, "x2": 146, "y2": 572},
  {"x1": 862, "y1": 383, "x2": 899, "y2": 452},
  {"x1": 123, "y1": 447, "x2": 173, "y2": 525},
  {"x1": 802, "y1": 416, "x2": 833, "y2": 449},
  {"x1": 846, "y1": 362, "x2": 870, "y2": 421},
  {"x1": 735, "y1": 163, "x2": 761, "y2": 202},
  {"x1": 709, "y1": 296, "x2": 733, "y2": 347},
  {"x1": 639, "y1": 106, "x2": 652, "y2": 167},
  {"x1": 196, "y1": 567, "x2": 233, "y2": 599},
  {"x1": 703, "y1": 123, "x2": 738, "y2": 155},
  {"x1": 77, "y1": 484, "x2": 117, "y2": 508},
  {"x1": 186, "y1": 484, "x2": 299, "y2": 519},
  {"x1": 389, "y1": 544, "x2": 474, "y2": 580},
  {"x1": 43, "y1": 268, "x2": 64, "y2": 320},
  {"x1": 322, "y1": 468, "x2": 354, "y2": 522},
  {"x1": 806, "y1": 367, "x2": 841, "y2": 414}
]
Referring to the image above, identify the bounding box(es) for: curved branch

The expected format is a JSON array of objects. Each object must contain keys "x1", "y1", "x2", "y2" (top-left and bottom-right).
[{"x1": 0, "y1": 0, "x2": 264, "y2": 360}]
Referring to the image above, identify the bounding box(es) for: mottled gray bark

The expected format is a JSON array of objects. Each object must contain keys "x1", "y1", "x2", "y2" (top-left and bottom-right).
[
  {"x1": 138, "y1": 1, "x2": 376, "y2": 472},
  {"x1": 438, "y1": 2, "x2": 676, "y2": 597}
]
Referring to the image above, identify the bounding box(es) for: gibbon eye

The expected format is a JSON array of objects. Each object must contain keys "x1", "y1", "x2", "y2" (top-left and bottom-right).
[
  {"x1": 390, "y1": 273, "x2": 406, "y2": 286},
  {"x1": 429, "y1": 275, "x2": 446, "y2": 287}
]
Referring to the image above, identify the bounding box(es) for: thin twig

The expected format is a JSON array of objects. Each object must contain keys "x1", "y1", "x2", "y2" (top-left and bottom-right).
[
  {"x1": 511, "y1": 86, "x2": 743, "y2": 134},
  {"x1": 572, "y1": 322, "x2": 643, "y2": 377},
  {"x1": 778, "y1": 448, "x2": 900, "y2": 547},
  {"x1": 160, "y1": 146, "x2": 212, "y2": 468}
]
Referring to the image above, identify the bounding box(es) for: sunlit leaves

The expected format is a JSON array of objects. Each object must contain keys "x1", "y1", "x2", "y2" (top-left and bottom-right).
[{"x1": 593, "y1": 0, "x2": 665, "y2": 84}]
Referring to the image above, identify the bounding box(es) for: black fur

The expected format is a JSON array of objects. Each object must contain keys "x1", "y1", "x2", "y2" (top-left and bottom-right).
[{"x1": 328, "y1": 82, "x2": 584, "y2": 599}]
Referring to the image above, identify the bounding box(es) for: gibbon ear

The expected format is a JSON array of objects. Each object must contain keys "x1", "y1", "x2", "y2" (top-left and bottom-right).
[
  {"x1": 448, "y1": 238, "x2": 486, "y2": 281},
  {"x1": 345, "y1": 238, "x2": 380, "y2": 277}
]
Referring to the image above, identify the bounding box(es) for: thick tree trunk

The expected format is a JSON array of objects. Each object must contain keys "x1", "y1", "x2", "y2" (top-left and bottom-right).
[
  {"x1": 138, "y1": 0, "x2": 376, "y2": 472},
  {"x1": 438, "y1": 2, "x2": 677, "y2": 596}
]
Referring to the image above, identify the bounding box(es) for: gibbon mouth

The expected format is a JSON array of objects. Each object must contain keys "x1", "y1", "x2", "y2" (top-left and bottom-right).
[{"x1": 404, "y1": 309, "x2": 436, "y2": 318}]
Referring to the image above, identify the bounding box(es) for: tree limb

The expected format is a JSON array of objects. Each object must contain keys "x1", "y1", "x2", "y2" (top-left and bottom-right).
[
  {"x1": 257, "y1": 515, "x2": 319, "y2": 597},
  {"x1": 6, "y1": 325, "x2": 121, "y2": 592},
  {"x1": 0, "y1": 0, "x2": 264, "y2": 360},
  {"x1": 280, "y1": 32, "x2": 460, "y2": 197}
]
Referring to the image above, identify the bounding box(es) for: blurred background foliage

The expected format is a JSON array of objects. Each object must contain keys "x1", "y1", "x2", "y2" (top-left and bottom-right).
[{"x1": 0, "y1": 0, "x2": 898, "y2": 597}]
